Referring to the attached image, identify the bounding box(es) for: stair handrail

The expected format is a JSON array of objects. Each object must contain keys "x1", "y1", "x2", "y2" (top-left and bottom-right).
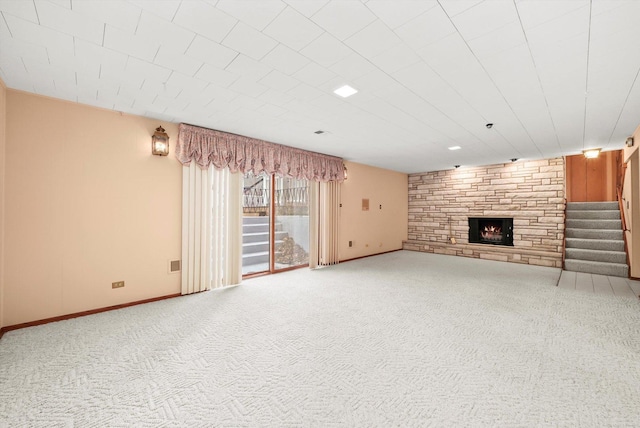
[{"x1": 617, "y1": 157, "x2": 630, "y2": 277}]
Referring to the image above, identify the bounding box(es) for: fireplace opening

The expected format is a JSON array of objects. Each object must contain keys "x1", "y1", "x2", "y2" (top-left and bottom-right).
[{"x1": 469, "y1": 217, "x2": 513, "y2": 246}]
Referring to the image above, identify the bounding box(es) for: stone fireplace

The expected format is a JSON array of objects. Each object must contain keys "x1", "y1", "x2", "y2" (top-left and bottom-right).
[
  {"x1": 469, "y1": 217, "x2": 514, "y2": 246},
  {"x1": 403, "y1": 158, "x2": 565, "y2": 267}
]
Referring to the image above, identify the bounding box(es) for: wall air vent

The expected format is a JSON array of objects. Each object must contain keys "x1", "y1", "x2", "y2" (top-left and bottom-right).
[{"x1": 169, "y1": 260, "x2": 181, "y2": 273}]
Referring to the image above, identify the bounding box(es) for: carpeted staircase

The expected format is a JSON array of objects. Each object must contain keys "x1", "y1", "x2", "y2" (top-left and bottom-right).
[{"x1": 564, "y1": 201, "x2": 628, "y2": 277}]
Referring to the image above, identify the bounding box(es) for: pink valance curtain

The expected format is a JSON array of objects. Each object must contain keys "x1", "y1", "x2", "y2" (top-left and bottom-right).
[{"x1": 176, "y1": 123, "x2": 345, "y2": 182}]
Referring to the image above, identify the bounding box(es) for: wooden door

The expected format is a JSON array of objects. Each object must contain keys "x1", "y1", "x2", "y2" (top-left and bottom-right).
[{"x1": 565, "y1": 150, "x2": 621, "y2": 202}]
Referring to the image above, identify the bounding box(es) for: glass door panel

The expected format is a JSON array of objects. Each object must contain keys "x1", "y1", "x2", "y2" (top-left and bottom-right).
[
  {"x1": 274, "y1": 177, "x2": 309, "y2": 270},
  {"x1": 242, "y1": 172, "x2": 271, "y2": 275}
]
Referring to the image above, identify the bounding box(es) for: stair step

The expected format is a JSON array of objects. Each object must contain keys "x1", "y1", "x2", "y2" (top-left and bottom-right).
[
  {"x1": 565, "y1": 238, "x2": 624, "y2": 252},
  {"x1": 565, "y1": 248, "x2": 627, "y2": 264},
  {"x1": 566, "y1": 202, "x2": 619, "y2": 211},
  {"x1": 242, "y1": 240, "x2": 284, "y2": 254},
  {"x1": 243, "y1": 216, "x2": 270, "y2": 224},
  {"x1": 565, "y1": 228, "x2": 623, "y2": 240},
  {"x1": 566, "y1": 210, "x2": 620, "y2": 220},
  {"x1": 565, "y1": 219, "x2": 622, "y2": 230},
  {"x1": 242, "y1": 251, "x2": 269, "y2": 266},
  {"x1": 564, "y1": 259, "x2": 628, "y2": 277},
  {"x1": 243, "y1": 231, "x2": 288, "y2": 243}
]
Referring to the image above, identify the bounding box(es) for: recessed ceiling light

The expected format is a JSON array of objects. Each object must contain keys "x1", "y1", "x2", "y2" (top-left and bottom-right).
[
  {"x1": 486, "y1": 123, "x2": 493, "y2": 129},
  {"x1": 314, "y1": 130, "x2": 325, "y2": 134},
  {"x1": 454, "y1": 165, "x2": 461, "y2": 169},
  {"x1": 448, "y1": 146, "x2": 461, "y2": 151},
  {"x1": 333, "y1": 85, "x2": 358, "y2": 98}
]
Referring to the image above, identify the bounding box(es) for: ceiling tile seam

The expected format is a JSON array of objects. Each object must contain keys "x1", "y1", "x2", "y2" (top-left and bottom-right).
[
  {"x1": 170, "y1": 1, "x2": 182, "y2": 22},
  {"x1": 605, "y1": 65, "x2": 640, "y2": 147},
  {"x1": 437, "y1": 0, "x2": 543, "y2": 158},
  {"x1": 133, "y1": 7, "x2": 143, "y2": 34},
  {"x1": 513, "y1": 0, "x2": 562, "y2": 152},
  {"x1": 32, "y1": 0, "x2": 40, "y2": 25},
  {"x1": 1, "y1": 12, "x2": 13, "y2": 37},
  {"x1": 581, "y1": 0, "x2": 593, "y2": 150}
]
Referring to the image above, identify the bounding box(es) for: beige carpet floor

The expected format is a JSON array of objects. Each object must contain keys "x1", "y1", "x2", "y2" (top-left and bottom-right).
[{"x1": 1, "y1": 251, "x2": 640, "y2": 426}]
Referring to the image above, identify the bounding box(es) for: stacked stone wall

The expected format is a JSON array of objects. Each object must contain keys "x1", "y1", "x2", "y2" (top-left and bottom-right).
[{"x1": 403, "y1": 158, "x2": 565, "y2": 267}]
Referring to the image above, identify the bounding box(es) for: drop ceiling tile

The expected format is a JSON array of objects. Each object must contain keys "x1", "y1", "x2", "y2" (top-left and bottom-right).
[
  {"x1": 166, "y1": 72, "x2": 209, "y2": 97},
  {"x1": 104, "y1": 25, "x2": 160, "y2": 63},
  {"x1": 216, "y1": 0, "x2": 286, "y2": 31},
  {"x1": 451, "y1": 0, "x2": 518, "y2": 41},
  {"x1": 352, "y1": 69, "x2": 397, "y2": 93},
  {"x1": 0, "y1": 37, "x2": 49, "y2": 66},
  {"x1": 194, "y1": 64, "x2": 240, "y2": 87},
  {"x1": 438, "y1": 0, "x2": 483, "y2": 18},
  {"x1": 286, "y1": 82, "x2": 323, "y2": 100},
  {"x1": 282, "y1": 0, "x2": 329, "y2": 18},
  {"x1": 293, "y1": 61, "x2": 336, "y2": 86},
  {"x1": 34, "y1": 1, "x2": 103, "y2": 44},
  {"x1": 185, "y1": 35, "x2": 238, "y2": 69},
  {"x1": 515, "y1": 0, "x2": 588, "y2": 30},
  {"x1": 73, "y1": 40, "x2": 129, "y2": 79},
  {"x1": 345, "y1": 20, "x2": 402, "y2": 59},
  {"x1": 48, "y1": 0, "x2": 71, "y2": 8},
  {"x1": 329, "y1": 53, "x2": 376, "y2": 80},
  {"x1": 263, "y1": 6, "x2": 323, "y2": 51},
  {"x1": 467, "y1": 21, "x2": 526, "y2": 59},
  {"x1": 4, "y1": 13, "x2": 75, "y2": 58},
  {"x1": 154, "y1": 47, "x2": 203, "y2": 76},
  {"x1": 126, "y1": 57, "x2": 172, "y2": 84},
  {"x1": 136, "y1": 11, "x2": 195, "y2": 54},
  {"x1": 371, "y1": 43, "x2": 421, "y2": 74},
  {"x1": 140, "y1": 79, "x2": 182, "y2": 99},
  {"x1": 416, "y1": 32, "x2": 472, "y2": 72},
  {"x1": 366, "y1": 0, "x2": 437, "y2": 29},
  {"x1": 395, "y1": 5, "x2": 456, "y2": 51},
  {"x1": 222, "y1": 22, "x2": 278, "y2": 61},
  {"x1": 228, "y1": 76, "x2": 269, "y2": 97},
  {"x1": 259, "y1": 70, "x2": 300, "y2": 92},
  {"x1": 261, "y1": 44, "x2": 310, "y2": 75},
  {"x1": 0, "y1": 0, "x2": 39, "y2": 23},
  {"x1": 72, "y1": 0, "x2": 141, "y2": 33},
  {"x1": 311, "y1": 1, "x2": 376, "y2": 40},
  {"x1": 129, "y1": 0, "x2": 181, "y2": 21},
  {"x1": 173, "y1": 0, "x2": 237, "y2": 43},
  {"x1": 300, "y1": 32, "x2": 352, "y2": 67},
  {"x1": 258, "y1": 88, "x2": 295, "y2": 106},
  {"x1": 225, "y1": 54, "x2": 272, "y2": 80},
  {"x1": 256, "y1": 103, "x2": 288, "y2": 117},
  {"x1": 525, "y1": 5, "x2": 590, "y2": 45}
]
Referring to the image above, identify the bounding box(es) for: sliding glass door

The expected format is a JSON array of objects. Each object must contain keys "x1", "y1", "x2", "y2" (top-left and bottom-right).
[
  {"x1": 274, "y1": 177, "x2": 309, "y2": 271},
  {"x1": 242, "y1": 173, "x2": 309, "y2": 276}
]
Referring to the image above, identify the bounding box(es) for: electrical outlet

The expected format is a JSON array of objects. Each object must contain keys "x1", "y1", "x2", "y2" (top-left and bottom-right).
[
  {"x1": 349, "y1": 240, "x2": 353, "y2": 247},
  {"x1": 112, "y1": 281, "x2": 125, "y2": 289}
]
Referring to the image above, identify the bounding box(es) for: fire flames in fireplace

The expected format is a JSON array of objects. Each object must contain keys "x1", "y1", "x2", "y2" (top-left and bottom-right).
[{"x1": 481, "y1": 225, "x2": 502, "y2": 241}]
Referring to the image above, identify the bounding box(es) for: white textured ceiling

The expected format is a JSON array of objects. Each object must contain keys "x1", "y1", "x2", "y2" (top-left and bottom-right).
[{"x1": 1, "y1": 0, "x2": 639, "y2": 173}]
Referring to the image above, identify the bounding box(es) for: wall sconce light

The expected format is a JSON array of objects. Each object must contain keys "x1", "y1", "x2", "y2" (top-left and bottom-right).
[
  {"x1": 626, "y1": 136, "x2": 634, "y2": 147},
  {"x1": 343, "y1": 164, "x2": 348, "y2": 180},
  {"x1": 152, "y1": 126, "x2": 170, "y2": 156},
  {"x1": 583, "y1": 148, "x2": 601, "y2": 159}
]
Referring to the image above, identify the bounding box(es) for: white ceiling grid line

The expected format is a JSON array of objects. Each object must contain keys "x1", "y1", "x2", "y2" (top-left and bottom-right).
[{"x1": 0, "y1": 0, "x2": 638, "y2": 173}]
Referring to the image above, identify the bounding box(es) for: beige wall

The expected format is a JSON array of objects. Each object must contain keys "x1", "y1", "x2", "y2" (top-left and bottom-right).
[
  {"x1": 4, "y1": 91, "x2": 182, "y2": 326},
  {"x1": 339, "y1": 161, "x2": 408, "y2": 260},
  {"x1": 0, "y1": 79, "x2": 6, "y2": 329},
  {"x1": 623, "y1": 125, "x2": 640, "y2": 277}
]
